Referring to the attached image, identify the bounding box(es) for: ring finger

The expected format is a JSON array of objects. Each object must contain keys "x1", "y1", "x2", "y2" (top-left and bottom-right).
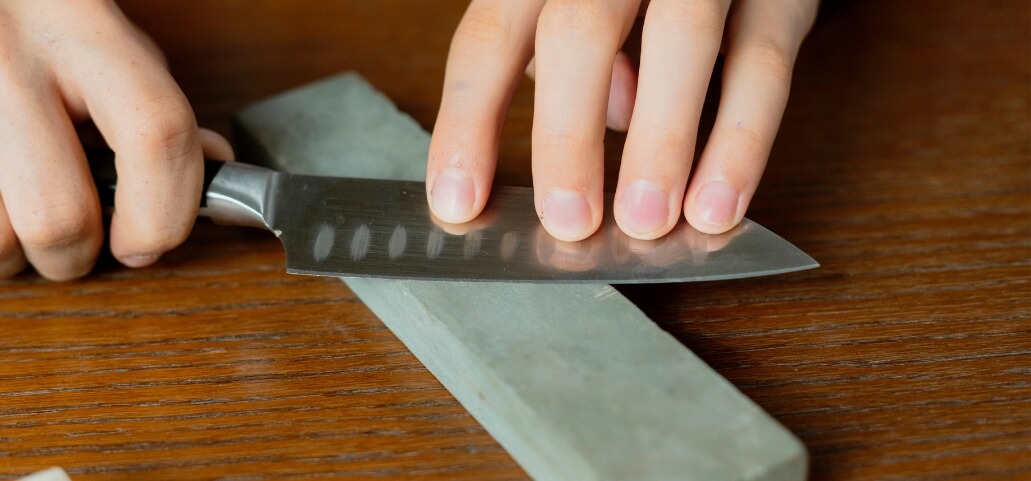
[
  {"x1": 427, "y1": 0, "x2": 547, "y2": 223},
  {"x1": 0, "y1": 81, "x2": 104, "y2": 281},
  {"x1": 614, "y1": 0, "x2": 731, "y2": 239}
]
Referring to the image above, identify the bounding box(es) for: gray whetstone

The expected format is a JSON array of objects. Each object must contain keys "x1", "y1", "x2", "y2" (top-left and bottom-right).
[{"x1": 235, "y1": 73, "x2": 807, "y2": 481}]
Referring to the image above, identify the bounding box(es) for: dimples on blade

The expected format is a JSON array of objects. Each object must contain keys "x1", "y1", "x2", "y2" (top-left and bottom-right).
[{"x1": 264, "y1": 174, "x2": 818, "y2": 283}]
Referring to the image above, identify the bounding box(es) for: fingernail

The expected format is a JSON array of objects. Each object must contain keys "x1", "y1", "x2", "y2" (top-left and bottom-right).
[
  {"x1": 618, "y1": 181, "x2": 669, "y2": 235},
  {"x1": 121, "y1": 254, "x2": 160, "y2": 268},
  {"x1": 696, "y1": 182, "x2": 740, "y2": 227},
  {"x1": 430, "y1": 169, "x2": 475, "y2": 222},
  {"x1": 542, "y1": 189, "x2": 592, "y2": 241}
]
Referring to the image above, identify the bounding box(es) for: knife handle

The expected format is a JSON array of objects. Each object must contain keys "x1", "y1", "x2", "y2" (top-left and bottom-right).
[{"x1": 87, "y1": 148, "x2": 274, "y2": 230}]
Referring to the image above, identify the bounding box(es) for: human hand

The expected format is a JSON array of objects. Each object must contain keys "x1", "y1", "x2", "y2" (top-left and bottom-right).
[
  {"x1": 427, "y1": 0, "x2": 818, "y2": 241},
  {"x1": 0, "y1": 0, "x2": 232, "y2": 281}
]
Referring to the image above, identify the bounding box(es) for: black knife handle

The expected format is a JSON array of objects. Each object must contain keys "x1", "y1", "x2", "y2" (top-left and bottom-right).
[
  {"x1": 86, "y1": 148, "x2": 227, "y2": 209},
  {"x1": 86, "y1": 148, "x2": 272, "y2": 229}
]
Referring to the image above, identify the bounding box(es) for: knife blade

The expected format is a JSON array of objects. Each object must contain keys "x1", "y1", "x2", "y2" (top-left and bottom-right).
[{"x1": 89, "y1": 150, "x2": 817, "y2": 283}]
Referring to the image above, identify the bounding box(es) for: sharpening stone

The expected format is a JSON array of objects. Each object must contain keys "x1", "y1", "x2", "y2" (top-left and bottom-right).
[{"x1": 235, "y1": 72, "x2": 807, "y2": 481}]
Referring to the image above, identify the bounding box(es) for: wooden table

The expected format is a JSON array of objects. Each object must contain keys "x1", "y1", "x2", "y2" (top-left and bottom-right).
[{"x1": 2, "y1": 1, "x2": 1028, "y2": 480}]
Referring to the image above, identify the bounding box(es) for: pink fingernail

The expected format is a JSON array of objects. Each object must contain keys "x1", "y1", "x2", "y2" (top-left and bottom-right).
[
  {"x1": 696, "y1": 182, "x2": 740, "y2": 227},
  {"x1": 618, "y1": 181, "x2": 669, "y2": 235},
  {"x1": 122, "y1": 254, "x2": 160, "y2": 268},
  {"x1": 431, "y1": 169, "x2": 475, "y2": 222},
  {"x1": 542, "y1": 189, "x2": 593, "y2": 241}
]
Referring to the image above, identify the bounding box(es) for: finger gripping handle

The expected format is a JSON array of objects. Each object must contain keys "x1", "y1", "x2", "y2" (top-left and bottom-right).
[{"x1": 86, "y1": 149, "x2": 272, "y2": 229}]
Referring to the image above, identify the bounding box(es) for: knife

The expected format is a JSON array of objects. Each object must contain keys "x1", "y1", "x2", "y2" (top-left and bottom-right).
[{"x1": 88, "y1": 149, "x2": 817, "y2": 283}]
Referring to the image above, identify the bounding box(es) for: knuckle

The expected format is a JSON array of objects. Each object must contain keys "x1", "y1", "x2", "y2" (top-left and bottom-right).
[
  {"x1": 627, "y1": 123, "x2": 694, "y2": 162},
  {"x1": 649, "y1": 0, "x2": 727, "y2": 34},
  {"x1": 744, "y1": 39, "x2": 795, "y2": 81},
  {"x1": 453, "y1": 4, "x2": 518, "y2": 52},
  {"x1": 128, "y1": 95, "x2": 198, "y2": 157},
  {"x1": 725, "y1": 124, "x2": 772, "y2": 162},
  {"x1": 535, "y1": 130, "x2": 597, "y2": 155},
  {"x1": 649, "y1": 127, "x2": 694, "y2": 156},
  {"x1": 19, "y1": 205, "x2": 95, "y2": 252},
  {"x1": 539, "y1": 0, "x2": 618, "y2": 38}
]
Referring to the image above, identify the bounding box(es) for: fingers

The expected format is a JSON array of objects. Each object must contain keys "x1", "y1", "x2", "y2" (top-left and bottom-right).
[
  {"x1": 427, "y1": 0, "x2": 547, "y2": 223},
  {"x1": 0, "y1": 195, "x2": 28, "y2": 278},
  {"x1": 532, "y1": 0, "x2": 642, "y2": 241},
  {"x1": 683, "y1": 0, "x2": 817, "y2": 233},
  {"x1": 0, "y1": 1, "x2": 201, "y2": 280},
  {"x1": 525, "y1": 50, "x2": 638, "y2": 132},
  {"x1": 615, "y1": 0, "x2": 731, "y2": 239},
  {"x1": 605, "y1": 51, "x2": 638, "y2": 132},
  {"x1": 441, "y1": 0, "x2": 814, "y2": 241},
  {"x1": 0, "y1": 64, "x2": 104, "y2": 281},
  {"x1": 199, "y1": 128, "x2": 235, "y2": 161},
  {"x1": 72, "y1": 37, "x2": 204, "y2": 268}
]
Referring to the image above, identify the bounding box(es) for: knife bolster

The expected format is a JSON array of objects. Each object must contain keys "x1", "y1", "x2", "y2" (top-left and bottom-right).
[{"x1": 201, "y1": 162, "x2": 275, "y2": 230}]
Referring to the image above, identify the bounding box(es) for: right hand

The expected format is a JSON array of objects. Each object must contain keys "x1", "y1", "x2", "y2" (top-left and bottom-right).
[
  {"x1": 427, "y1": 0, "x2": 817, "y2": 242},
  {"x1": 0, "y1": 0, "x2": 231, "y2": 281}
]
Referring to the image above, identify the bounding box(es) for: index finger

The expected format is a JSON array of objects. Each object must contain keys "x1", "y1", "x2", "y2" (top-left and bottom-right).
[
  {"x1": 427, "y1": 0, "x2": 546, "y2": 223},
  {"x1": 71, "y1": 36, "x2": 203, "y2": 267}
]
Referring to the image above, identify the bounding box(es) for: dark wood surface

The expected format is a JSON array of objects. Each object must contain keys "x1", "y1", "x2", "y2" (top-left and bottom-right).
[{"x1": 2, "y1": 1, "x2": 1028, "y2": 480}]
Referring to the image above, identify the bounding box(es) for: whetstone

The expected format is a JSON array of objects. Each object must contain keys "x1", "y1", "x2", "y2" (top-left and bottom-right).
[{"x1": 235, "y1": 73, "x2": 807, "y2": 481}]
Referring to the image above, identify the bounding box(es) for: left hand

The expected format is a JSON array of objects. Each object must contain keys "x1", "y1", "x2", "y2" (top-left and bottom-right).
[{"x1": 427, "y1": 0, "x2": 819, "y2": 241}]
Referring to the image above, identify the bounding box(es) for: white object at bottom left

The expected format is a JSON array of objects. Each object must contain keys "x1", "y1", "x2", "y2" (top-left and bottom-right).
[{"x1": 17, "y1": 468, "x2": 72, "y2": 481}]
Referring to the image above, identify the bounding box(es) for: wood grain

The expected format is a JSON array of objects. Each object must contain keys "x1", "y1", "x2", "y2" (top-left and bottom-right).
[{"x1": 1, "y1": 1, "x2": 1028, "y2": 480}]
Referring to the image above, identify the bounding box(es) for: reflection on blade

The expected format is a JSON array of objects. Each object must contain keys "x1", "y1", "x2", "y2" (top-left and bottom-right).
[{"x1": 267, "y1": 174, "x2": 818, "y2": 283}]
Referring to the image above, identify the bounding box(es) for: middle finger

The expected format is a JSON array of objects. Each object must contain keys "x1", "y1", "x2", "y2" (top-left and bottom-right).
[{"x1": 532, "y1": 0, "x2": 642, "y2": 241}]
